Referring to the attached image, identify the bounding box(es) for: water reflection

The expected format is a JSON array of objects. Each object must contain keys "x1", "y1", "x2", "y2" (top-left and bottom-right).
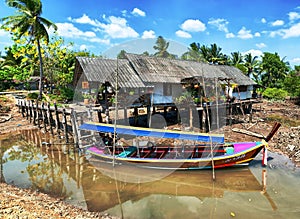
[{"x1": 1, "y1": 129, "x2": 300, "y2": 218}]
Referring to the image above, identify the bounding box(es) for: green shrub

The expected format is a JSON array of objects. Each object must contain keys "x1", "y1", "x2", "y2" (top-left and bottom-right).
[
  {"x1": 27, "y1": 92, "x2": 39, "y2": 100},
  {"x1": 262, "y1": 88, "x2": 288, "y2": 100}
]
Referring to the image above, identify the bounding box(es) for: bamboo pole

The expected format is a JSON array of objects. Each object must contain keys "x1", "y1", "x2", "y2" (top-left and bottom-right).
[
  {"x1": 112, "y1": 58, "x2": 119, "y2": 166},
  {"x1": 201, "y1": 74, "x2": 215, "y2": 180}
]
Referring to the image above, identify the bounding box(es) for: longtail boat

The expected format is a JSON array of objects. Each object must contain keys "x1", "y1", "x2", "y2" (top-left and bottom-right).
[{"x1": 79, "y1": 122, "x2": 281, "y2": 170}]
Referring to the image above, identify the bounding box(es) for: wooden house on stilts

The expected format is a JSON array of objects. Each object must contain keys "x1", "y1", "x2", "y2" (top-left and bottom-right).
[{"x1": 73, "y1": 53, "x2": 257, "y2": 131}]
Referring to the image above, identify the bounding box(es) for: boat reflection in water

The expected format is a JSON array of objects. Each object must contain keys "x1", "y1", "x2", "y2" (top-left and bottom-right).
[{"x1": 82, "y1": 158, "x2": 275, "y2": 217}]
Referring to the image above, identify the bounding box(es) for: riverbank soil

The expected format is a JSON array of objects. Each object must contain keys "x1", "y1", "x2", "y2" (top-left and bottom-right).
[
  {"x1": 223, "y1": 99, "x2": 300, "y2": 166},
  {"x1": 0, "y1": 94, "x2": 299, "y2": 218}
]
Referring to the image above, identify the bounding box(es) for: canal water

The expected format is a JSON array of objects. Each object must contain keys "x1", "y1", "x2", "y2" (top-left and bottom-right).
[{"x1": 1, "y1": 129, "x2": 300, "y2": 219}]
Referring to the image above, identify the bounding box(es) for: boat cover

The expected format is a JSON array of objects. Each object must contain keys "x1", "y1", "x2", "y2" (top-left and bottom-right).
[{"x1": 79, "y1": 122, "x2": 224, "y2": 143}]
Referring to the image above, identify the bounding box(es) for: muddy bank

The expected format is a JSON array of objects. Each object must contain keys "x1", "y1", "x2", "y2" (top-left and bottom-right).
[
  {"x1": 0, "y1": 183, "x2": 119, "y2": 219},
  {"x1": 224, "y1": 99, "x2": 300, "y2": 167}
]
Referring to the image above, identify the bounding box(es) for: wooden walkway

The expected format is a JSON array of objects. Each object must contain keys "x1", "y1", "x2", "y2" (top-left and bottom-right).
[{"x1": 16, "y1": 98, "x2": 260, "y2": 148}]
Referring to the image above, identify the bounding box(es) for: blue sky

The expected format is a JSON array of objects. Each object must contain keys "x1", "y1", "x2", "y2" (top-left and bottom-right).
[{"x1": 1, "y1": 0, "x2": 300, "y2": 67}]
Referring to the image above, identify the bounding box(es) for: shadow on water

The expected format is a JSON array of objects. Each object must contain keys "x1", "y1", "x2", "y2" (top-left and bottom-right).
[{"x1": 1, "y1": 129, "x2": 300, "y2": 218}]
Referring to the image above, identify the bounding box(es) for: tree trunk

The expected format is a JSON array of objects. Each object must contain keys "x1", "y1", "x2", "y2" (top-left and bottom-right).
[{"x1": 37, "y1": 38, "x2": 44, "y2": 100}]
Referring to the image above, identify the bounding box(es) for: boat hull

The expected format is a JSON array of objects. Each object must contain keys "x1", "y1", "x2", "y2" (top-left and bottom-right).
[{"x1": 86, "y1": 142, "x2": 266, "y2": 170}]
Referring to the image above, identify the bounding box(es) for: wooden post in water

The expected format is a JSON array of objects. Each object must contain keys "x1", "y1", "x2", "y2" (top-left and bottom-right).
[
  {"x1": 70, "y1": 109, "x2": 79, "y2": 147},
  {"x1": 47, "y1": 102, "x2": 54, "y2": 135},
  {"x1": 24, "y1": 101, "x2": 28, "y2": 120},
  {"x1": 28, "y1": 100, "x2": 32, "y2": 123},
  {"x1": 62, "y1": 108, "x2": 69, "y2": 143},
  {"x1": 21, "y1": 100, "x2": 25, "y2": 117},
  {"x1": 41, "y1": 102, "x2": 47, "y2": 132},
  {"x1": 17, "y1": 100, "x2": 21, "y2": 113},
  {"x1": 54, "y1": 102, "x2": 60, "y2": 135},
  {"x1": 36, "y1": 100, "x2": 40, "y2": 129},
  {"x1": 32, "y1": 100, "x2": 36, "y2": 125}
]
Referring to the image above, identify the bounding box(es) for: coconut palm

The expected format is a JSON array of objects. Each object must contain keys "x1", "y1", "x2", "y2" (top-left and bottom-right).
[
  {"x1": 201, "y1": 43, "x2": 226, "y2": 64},
  {"x1": 182, "y1": 42, "x2": 204, "y2": 62},
  {"x1": 244, "y1": 53, "x2": 259, "y2": 77},
  {"x1": 1, "y1": 0, "x2": 57, "y2": 99},
  {"x1": 153, "y1": 36, "x2": 176, "y2": 58},
  {"x1": 230, "y1": 51, "x2": 243, "y2": 66}
]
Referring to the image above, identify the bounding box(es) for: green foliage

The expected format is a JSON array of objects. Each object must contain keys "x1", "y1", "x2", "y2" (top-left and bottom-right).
[
  {"x1": 48, "y1": 87, "x2": 74, "y2": 103},
  {"x1": 184, "y1": 42, "x2": 227, "y2": 64},
  {"x1": 60, "y1": 87, "x2": 74, "y2": 101},
  {"x1": 283, "y1": 67, "x2": 300, "y2": 97},
  {"x1": 27, "y1": 92, "x2": 39, "y2": 99},
  {"x1": 1, "y1": 0, "x2": 57, "y2": 99},
  {"x1": 175, "y1": 91, "x2": 193, "y2": 104},
  {"x1": 260, "y1": 52, "x2": 290, "y2": 88},
  {"x1": 262, "y1": 88, "x2": 288, "y2": 100}
]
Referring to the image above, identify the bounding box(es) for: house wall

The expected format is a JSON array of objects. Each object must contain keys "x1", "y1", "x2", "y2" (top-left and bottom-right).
[
  {"x1": 151, "y1": 83, "x2": 182, "y2": 104},
  {"x1": 232, "y1": 85, "x2": 253, "y2": 100}
]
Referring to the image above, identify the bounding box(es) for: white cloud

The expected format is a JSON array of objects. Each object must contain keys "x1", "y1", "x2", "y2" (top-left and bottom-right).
[
  {"x1": 56, "y1": 23, "x2": 96, "y2": 38},
  {"x1": 288, "y1": 12, "x2": 300, "y2": 21},
  {"x1": 69, "y1": 14, "x2": 139, "y2": 39},
  {"x1": 175, "y1": 30, "x2": 192, "y2": 38},
  {"x1": 242, "y1": 49, "x2": 263, "y2": 58},
  {"x1": 0, "y1": 29, "x2": 9, "y2": 37},
  {"x1": 142, "y1": 30, "x2": 156, "y2": 39},
  {"x1": 0, "y1": 29, "x2": 12, "y2": 50},
  {"x1": 291, "y1": 57, "x2": 300, "y2": 63},
  {"x1": 80, "y1": 44, "x2": 87, "y2": 51},
  {"x1": 100, "y1": 16, "x2": 139, "y2": 38},
  {"x1": 121, "y1": 10, "x2": 127, "y2": 17},
  {"x1": 237, "y1": 27, "x2": 253, "y2": 39},
  {"x1": 68, "y1": 14, "x2": 99, "y2": 26},
  {"x1": 180, "y1": 19, "x2": 206, "y2": 32},
  {"x1": 254, "y1": 32, "x2": 261, "y2": 37},
  {"x1": 225, "y1": 32, "x2": 235, "y2": 38},
  {"x1": 89, "y1": 38, "x2": 110, "y2": 44},
  {"x1": 261, "y1": 18, "x2": 267, "y2": 23},
  {"x1": 256, "y1": 43, "x2": 266, "y2": 48},
  {"x1": 282, "y1": 22, "x2": 300, "y2": 38},
  {"x1": 208, "y1": 18, "x2": 229, "y2": 32},
  {"x1": 131, "y1": 8, "x2": 146, "y2": 17},
  {"x1": 271, "y1": 20, "x2": 284, "y2": 26},
  {"x1": 54, "y1": 22, "x2": 110, "y2": 45},
  {"x1": 267, "y1": 22, "x2": 300, "y2": 39}
]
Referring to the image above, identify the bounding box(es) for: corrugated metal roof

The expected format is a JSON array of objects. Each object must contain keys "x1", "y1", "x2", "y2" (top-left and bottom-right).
[
  {"x1": 76, "y1": 57, "x2": 145, "y2": 88},
  {"x1": 75, "y1": 54, "x2": 256, "y2": 88},
  {"x1": 125, "y1": 53, "x2": 192, "y2": 83},
  {"x1": 219, "y1": 65, "x2": 257, "y2": 85},
  {"x1": 125, "y1": 53, "x2": 239, "y2": 83}
]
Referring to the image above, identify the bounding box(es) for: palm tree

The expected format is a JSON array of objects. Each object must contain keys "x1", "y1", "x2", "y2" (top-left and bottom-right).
[
  {"x1": 153, "y1": 36, "x2": 176, "y2": 58},
  {"x1": 244, "y1": 53, "x2": 259, "y2": 78},
  {"x1": 230, "y1": 52, "x2": 243, "y2": 66},
  {"x1": 182, "y1": 42, "x2": 204, "y2": 62},
  {"x1": 1, "y1": 0, "x2": 57, "y2": 99}
]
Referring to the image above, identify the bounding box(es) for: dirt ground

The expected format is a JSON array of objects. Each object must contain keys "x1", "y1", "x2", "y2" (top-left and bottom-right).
[{"x1": 0, "y1": 94, "x2": 299, "y2": 218}]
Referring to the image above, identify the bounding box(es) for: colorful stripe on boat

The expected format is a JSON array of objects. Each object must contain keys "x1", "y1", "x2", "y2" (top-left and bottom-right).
[{"x1": 79, "y1": 122, "x2": 225, "y2": 143}]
